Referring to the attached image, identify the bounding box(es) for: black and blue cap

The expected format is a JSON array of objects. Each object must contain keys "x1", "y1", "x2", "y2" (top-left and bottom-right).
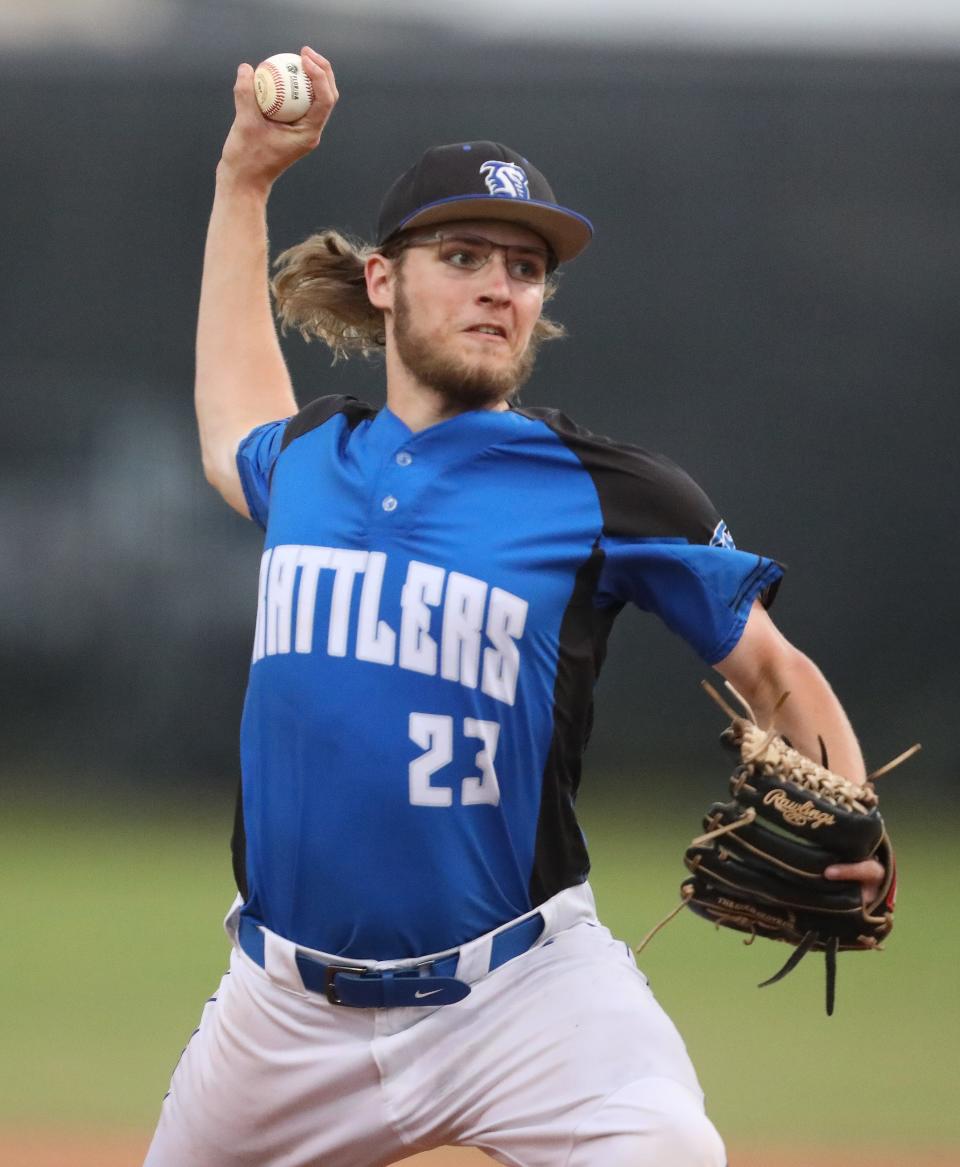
[{"x1": 376, "y1": 141, "x2": 593, "y2": 264}]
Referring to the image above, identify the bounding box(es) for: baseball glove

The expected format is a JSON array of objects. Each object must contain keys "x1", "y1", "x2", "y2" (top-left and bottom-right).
[{"x1": 638, "y1": 682, "x2": 918, "y2": 1015}]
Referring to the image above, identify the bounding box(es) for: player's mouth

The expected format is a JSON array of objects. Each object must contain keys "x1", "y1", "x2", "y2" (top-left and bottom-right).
[{"x1": 463, "y1": 323, "x2": 508, "y2": 343}]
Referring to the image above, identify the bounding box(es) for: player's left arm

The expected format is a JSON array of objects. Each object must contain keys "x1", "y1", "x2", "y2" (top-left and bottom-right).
[
  {"x1": 714, "y1": 600, "x2": 863, "y2": 780},
  {"x1": 714, "y1": 599, "x2": 883, "y2": 897}
]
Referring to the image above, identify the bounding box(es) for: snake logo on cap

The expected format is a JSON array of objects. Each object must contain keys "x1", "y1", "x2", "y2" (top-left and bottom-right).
[
  {"x1": 709, "y1": 519, "x2": 736, "y2": 550},
  {"x1": 480, "y1": 161, "x2": 530, "y2": 199}
]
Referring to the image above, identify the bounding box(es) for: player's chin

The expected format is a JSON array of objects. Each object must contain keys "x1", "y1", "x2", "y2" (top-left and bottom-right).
[
  {"x1": 438, "y1": 359, "x2": 522, "y2": 408},
  {"x1": 468, "y1": 347, "x2": 529, "y2": 386}
]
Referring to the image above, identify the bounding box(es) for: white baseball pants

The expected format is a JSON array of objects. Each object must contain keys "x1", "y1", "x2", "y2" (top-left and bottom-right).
[{"x1": 144, "y1": 885, "x2": 725, "y2": 1167}]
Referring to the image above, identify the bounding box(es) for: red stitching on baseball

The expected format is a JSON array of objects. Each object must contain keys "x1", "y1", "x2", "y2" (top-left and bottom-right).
[{"x1": 261, "y1": 62, "x2": 285, "y2": 118}]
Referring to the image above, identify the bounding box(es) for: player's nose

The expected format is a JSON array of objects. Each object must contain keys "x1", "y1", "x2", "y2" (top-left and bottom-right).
[{"x1": 476, "y1": 256, "x2": 513, "y2": 304}]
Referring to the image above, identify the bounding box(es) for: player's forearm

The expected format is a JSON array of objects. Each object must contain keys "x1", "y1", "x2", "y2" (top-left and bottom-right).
[
  {"x1": 715, "y1": 605, "x2": 866, "y2": 782},
  {"x1": 734, "y1": 650, "x2": 865, "y2": 783},
  {"x1": 195, "y1": 171, "x2": 297, "y2": 497}
]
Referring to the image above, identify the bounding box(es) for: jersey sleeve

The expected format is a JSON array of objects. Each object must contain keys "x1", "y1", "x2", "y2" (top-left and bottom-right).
[
  {"x1": 235, "y1": 419, "x2": 290, "y2": 529},
  {"x1": 515, "y1": 408, "x2": 782, "y2": 666},
  {"x1": 589, "y1": 446, "x2": 782, "y2": 664},
  {"x1": 597, "y1": 535, "x2": 783, "y2": 664}
]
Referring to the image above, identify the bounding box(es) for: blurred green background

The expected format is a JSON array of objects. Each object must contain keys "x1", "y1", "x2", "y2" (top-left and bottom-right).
[{"x1": 3, "y1": 789, "x2": 956, "y2": 1154}]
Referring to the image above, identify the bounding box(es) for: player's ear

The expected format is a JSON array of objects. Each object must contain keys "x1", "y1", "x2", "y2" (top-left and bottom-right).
[{"x1": 365, "y1": 252, "x2": 395, "y2": 311}]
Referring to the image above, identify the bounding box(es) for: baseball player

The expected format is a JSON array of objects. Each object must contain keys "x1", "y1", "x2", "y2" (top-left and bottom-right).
[{"x1": 144, "y1": 47, "x2": 885, "y2": 1167}]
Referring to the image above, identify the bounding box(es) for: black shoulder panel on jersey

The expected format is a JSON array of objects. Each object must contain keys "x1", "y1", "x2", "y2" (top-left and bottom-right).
[
  {"x1": 528, "y1": 543, "x2": 620, "y2": 906},
  {"x1": 517, "y1": 406, "x2": 720, "y2": 544},
  {"x1": 279, "y1": 394, "x2": 377, "y2": 454}
]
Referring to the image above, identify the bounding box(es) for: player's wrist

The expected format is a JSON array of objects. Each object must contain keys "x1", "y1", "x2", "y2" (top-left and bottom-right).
[{"x1": 214, "y1": 158, "x2": 275, "y2": 201}]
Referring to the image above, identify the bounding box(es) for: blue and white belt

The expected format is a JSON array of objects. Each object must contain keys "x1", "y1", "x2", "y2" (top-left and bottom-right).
[
  {"x1": 230, "y1": 882, "x2": 598, "y2": 1009},
  {"x1": 238, "y1": 912, "x2": 543, "y2": 1007}
]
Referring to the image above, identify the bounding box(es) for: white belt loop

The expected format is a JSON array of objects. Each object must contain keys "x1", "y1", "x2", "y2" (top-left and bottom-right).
[
  {"x1": 263, "y1": 928, "x2": 310, "y2": 994},
  {"x1": 454, "y1": 933, "x2": 494, "y2": 982},
  {"x1": 223, "y1": 894, "x2": 244, "y2": 943},
  {"x1": 541, "y1": 881, "x2": 597, "y2": 936}
]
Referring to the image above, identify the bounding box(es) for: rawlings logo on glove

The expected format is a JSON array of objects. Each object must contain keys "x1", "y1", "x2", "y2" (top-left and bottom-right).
[{"x1": 762, "y1": 789, "x2": 836, "y2": 829}]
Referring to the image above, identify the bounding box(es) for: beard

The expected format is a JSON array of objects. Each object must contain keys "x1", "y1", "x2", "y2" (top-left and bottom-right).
[{"x1": 392, "y1": 279, "x2": 538, "y2": 410}]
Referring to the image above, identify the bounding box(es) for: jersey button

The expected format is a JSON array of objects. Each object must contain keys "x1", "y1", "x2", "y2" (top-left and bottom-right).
[
  {"x1": 395, "y1": 451, "x2": 413, "y2": 467},
  {"x1": 381, "y1": 495, "x2": 398, "y2": 513}
]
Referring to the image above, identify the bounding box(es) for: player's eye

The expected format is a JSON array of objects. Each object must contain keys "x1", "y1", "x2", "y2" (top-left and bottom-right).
[
  {"x1": 508, "y1": 254, "x2": 548, "y2": 283},
  {"x1": 438, "y1": 238, "x2": 488, "y2": 270}
]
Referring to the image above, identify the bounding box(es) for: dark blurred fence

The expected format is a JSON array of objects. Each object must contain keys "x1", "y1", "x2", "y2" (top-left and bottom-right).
[{"x1": 2, "y1": 7, "x2": 957, "y2": 800}]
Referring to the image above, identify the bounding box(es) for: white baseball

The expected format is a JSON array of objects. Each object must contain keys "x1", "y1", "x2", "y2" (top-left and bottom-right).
[{"x1": 254, "y1": 53, "x2": 314, "y2": 123}]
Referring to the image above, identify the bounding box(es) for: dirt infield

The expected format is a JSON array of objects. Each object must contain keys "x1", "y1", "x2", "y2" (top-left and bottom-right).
[{"x1": 2, "y1": 1130, "x2": 956, "y2": 1167}]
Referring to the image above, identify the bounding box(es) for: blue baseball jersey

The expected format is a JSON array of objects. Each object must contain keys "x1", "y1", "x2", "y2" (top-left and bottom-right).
[{"x1": 232, "y1": 396, "x2": 783, "y2": 959}]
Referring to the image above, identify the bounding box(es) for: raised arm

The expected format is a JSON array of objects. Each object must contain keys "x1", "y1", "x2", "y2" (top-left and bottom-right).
[{"x1": 196, "y1": 47, "x2": 339, "y2": 515}]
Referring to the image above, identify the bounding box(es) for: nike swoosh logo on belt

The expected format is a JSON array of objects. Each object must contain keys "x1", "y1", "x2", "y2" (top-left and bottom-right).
[{"x1": 414, "y1": 988, "x2": 444, "y2": 999}]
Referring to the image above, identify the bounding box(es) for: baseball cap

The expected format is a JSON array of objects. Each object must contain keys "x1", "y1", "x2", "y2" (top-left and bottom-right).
[{"x1": 376, "y1": 141, "x2": 593, "y2": 264}]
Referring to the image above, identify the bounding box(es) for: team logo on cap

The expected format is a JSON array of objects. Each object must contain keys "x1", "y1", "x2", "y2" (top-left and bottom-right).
[
  {"x1": 480, "y1": 161, "x2": 530, "y2": 200},
  {"x1": 710, "y1": 519, "x2": 736, "y2": 550}
]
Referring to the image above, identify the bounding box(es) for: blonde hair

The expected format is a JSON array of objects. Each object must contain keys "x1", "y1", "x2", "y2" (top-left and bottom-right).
[{"x1": 271, "y1": 230, "x2": 566, "y2": 362}]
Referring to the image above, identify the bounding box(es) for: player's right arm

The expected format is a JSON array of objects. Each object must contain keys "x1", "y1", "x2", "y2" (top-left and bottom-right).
[{"x1": 196, "y1": 47, "x2": 339, "y2": 516}]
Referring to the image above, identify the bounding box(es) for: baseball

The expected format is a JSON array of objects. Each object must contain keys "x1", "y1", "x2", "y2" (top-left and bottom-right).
[{"x1": 254, "y1": 53, "x2": 314, "y2": 123}]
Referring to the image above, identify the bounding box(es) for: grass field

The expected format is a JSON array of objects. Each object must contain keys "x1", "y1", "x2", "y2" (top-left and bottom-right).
[{"x1": 3, "y1": 787, "x2": 958, "y2": 1159}]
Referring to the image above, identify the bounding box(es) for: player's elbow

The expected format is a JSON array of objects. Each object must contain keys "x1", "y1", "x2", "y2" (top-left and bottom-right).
[
  {"x1": 201, "y1": 446, "x2": 227, "y2": 490},
  {"x1": 197, "y1": 423, "x2": 235, "y2": 488},
  {"x1": 200, "y1": 440, "x2": 227, "y2": 491},
  {"x1": 199, "y1": 442, "x2": 251, "y2": 518}
]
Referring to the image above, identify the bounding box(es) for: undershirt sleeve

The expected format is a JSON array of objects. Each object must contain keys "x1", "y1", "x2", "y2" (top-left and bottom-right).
[{"x1": 235, "y1": 419, "x2": 290, "y2": 529}]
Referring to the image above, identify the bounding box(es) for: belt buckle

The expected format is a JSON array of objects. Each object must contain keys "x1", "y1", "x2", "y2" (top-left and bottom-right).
[{"x1": 324, "y1": 963, "x2": 369, "y2": 1006}]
